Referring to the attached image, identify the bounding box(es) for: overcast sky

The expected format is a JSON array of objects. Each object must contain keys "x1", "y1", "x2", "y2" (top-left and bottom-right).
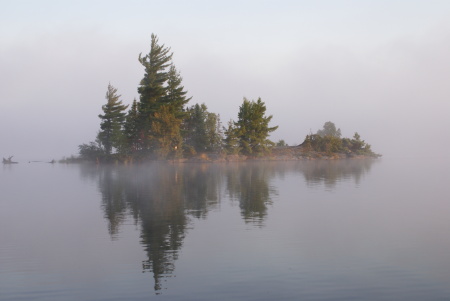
[{"x1": 1, "y1": 0, "x2": 449, "y2": 160}]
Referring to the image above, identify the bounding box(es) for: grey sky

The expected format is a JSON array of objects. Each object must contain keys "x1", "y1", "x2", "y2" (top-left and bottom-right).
[{"x1": 1, "y1": 0, "x2": 449, "y2": 160}]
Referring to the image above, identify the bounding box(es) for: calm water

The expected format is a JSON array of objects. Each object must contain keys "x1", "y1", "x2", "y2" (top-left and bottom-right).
[{"x1": 1, "y1": 158, "x2": 450, "y2": 300}]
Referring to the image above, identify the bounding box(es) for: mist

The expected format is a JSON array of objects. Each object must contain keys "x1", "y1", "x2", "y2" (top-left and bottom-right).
[{"x1": 1, "y1": 1, "x2": 450, "y2": 161}]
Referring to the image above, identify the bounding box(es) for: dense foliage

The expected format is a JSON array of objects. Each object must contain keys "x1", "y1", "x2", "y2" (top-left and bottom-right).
[
  {"x1": 231, "y1": 98, "x2": 278, "y2": 156},
  {"x1": 97, "y1": 84, "x2": 128, "y2": 155},
  {"x1": 78, "y1": 35, "x2": 378, "y2": 162},
  {"x1": 79, "y1": 34, "x2": 279, "y2": 161},
  {"x1": 301, "y1": 122, "x2": 379, "y2": 157}
]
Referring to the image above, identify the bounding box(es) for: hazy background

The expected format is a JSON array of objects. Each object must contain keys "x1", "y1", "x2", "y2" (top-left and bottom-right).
[{"x1": 1, "y1": 0, "x2": 449, "y2": 161}]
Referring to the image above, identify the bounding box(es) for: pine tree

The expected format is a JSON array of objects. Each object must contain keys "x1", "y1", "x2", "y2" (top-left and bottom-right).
[
  {"x1": 137, "y1": 35, "x2": 191, "y2": 156},
  {"x1": 317, "y1": 121, "x2": 342, "y2": 138},
  {"x1": 205, "y1": 112, "x2": 223, "y2": 152},
  {"x1": 234, "y1": 97, "x2": 278, "y2": 156},
  {"x1": 137, "y1": 34, "x2": 173, "y2": 150},
  {"x1": 183, "y1": 103, "x2": 222, "y2": 153},
  {"x1": 123, "y1": 98, "x2": 141, "y2": 153},
  {"x1": 184, "y1": 104, "x2": 208, "y2": 152},
  {"x1": 97, "y1": 84, "x2": 128, "y2": 155},
  {"x1": 223, "y1": 120, "x2": 241, "y2": 155},
  {"x1": 162, "y1": 65, "x2": 191, "y2": 116},
  {"x1": 149, "y1": 105, "x2": 182, "y2": 159}
]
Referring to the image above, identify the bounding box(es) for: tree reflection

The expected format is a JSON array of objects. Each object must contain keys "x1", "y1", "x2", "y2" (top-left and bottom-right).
[
  {"x1": 183, "y1": 164, "x2": 222, "y2": 219},
  {"x1": 78, "y1": 158, "x2": 375, "y2": 292},
  {"x1": 225, "y1": 163, "x2": 278, "y2": 226},
  {"x1": 98, "y1": 166, "x2": 128, "y2": 239},
  {"x1": 133, "y1": 164, "x2": 187, "y2": 292},
  {"x1": 80, "y1": 163, "x2": 222, "y2": 292},
  {"x1": 299, "y1": 159, "x2": 376, "y2": 189}
]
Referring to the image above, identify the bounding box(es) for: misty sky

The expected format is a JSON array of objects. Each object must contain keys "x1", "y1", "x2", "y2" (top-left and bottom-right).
[{"x1": 1, "y1": 0, "x2": 449, "y2": 160}]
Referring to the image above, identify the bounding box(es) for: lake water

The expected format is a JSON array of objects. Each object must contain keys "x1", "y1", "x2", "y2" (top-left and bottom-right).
[{"x1": 1, "y1": 158, "x2": 450, "y2": 300}]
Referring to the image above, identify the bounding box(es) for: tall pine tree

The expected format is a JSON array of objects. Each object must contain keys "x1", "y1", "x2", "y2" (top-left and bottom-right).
[
  {"x1": 98, "y1": 84, "x2": 129, "y2": 155},
  {"x1": 137, "y1": 34, "x2": 173, "y2": 151},
  {"x1": 136, "y1": 35, "x2": 191, "y2": 157}
]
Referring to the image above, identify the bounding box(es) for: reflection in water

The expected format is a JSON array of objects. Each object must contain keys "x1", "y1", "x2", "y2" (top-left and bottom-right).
[
  {"x1": 78, "y1": 159, "x2": 375, "y2": 292},
  {"x1": 225, "y1": 163, "x2": 277, "y2": 225},
  {"x1": 300, "y1": 159, "x2": 375, "y2": 189},
  {"x1": 79, "y1": 163, "x2": 224, "y2": 292}
]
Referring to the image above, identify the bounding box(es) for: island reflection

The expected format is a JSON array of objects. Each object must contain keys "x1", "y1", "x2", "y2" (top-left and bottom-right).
[{"x1": 78, "y1": 159, "x2": 375, "y2": 292}]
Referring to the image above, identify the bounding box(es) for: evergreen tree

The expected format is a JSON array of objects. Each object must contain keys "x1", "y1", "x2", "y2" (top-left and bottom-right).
[
  {"x1": 97, "y1": 84, "x2": 128, "y2": 155},
  {"x1": 317, "y1": 121, "x2": 342, "y2": 138},
  {"x1": 123, "y1": 98, "x2": 141, "y2": 153},
  {"x1": 183, "y1": 103, "x2": 222, "y2": 153},
  {"x1": 78, "y1": 139, "x2": 104, "y2": 161},
  {"x1": 162, "y1": 65, "x2": 191, "y2": 116},
  {"x1": 149, "y1": 105, "x2": 183, "y2": 159},
  {"x1": 223, "y1": 120, "x2": 241, "y2": 154},
  {"x1": 184, "y1": 104, "x2": 208, "y2": 152},
  {"x1": 136, "y1": 35, "x2": 190, "y2": 156},
  {"x1": 137, "y1": 34, "x2": 173, "y2": 150},
  {"x1": 205, "y1": 112, "x2": 223, "y2": 152},
  {"x1": 234, "y1": 97, "x2": 278, "y2": 156}
]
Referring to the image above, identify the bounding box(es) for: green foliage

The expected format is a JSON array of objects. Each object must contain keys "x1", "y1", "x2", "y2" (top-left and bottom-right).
[
  {"x1": 162, "y1": 65, "x2": 191, "y2": 117},
  {"x1": 276, "y1": 139, "x2": 288, "y2": 147},
  {"x1": 223, "y1": 120, "x2": 241, "y2": 155},
  {"x1": 233, "y1": 97, "x2": 278, "y2": 156},
  {"x1": 123, "y1": 99, "x2": 141, "y2": 153},
  {"x1": 149, "y1": 105, "x2": 183, "y2": 159},
  {"x1": 78, "y1": 34, "x2": 381, "y2": 162},
  {"x1": 137, "y1": 34, "x2": 174, "y2": 150},
  {"x1": 97, "y1": 84, "x2": 128, "y2": 155},
  {"x1": 79, "y1": 140, "x2": 104, "y2": 161},
  {"x1": 136, "y1": 35, "x2": 191, "y2": 156},
  {"x1": 341, "y1": 132, "x2": 377, "y2": 156},
  {"x1": 317, "y1": 121, "x2": 341, "y2": 138},
  {"x1": 137, "y1": 34, "x2": 173, "y2": 116},
  {"x1": 183, "y1": 103, "x2": 222, "y2": 153},
  {"x1": 205, "y1": 111, "x2": 223, "y2": 152},
  {"x1": 303, "y1": 134, "x2": 342, "y2": 154},
  {"x1": 302, "y1": 124, "x2": 379, "y2": 157}
]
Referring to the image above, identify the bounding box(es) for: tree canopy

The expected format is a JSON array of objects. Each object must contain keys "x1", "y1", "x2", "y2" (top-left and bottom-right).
[
  {"x1": 97, "y1": 84, "x2": 128, "y2": 155},
  {"x1": 301, "y1": 122, "x2": 379, "y2": 157},
  {"x1": 317, "y1": 121, "x2": 341, "y2": 138},
  {"x1": 77, "y1": 34, "x2": 378, "y2": 162},
  {"x1": 233, "y1": 97, "x2": 278, "y2": 156}
]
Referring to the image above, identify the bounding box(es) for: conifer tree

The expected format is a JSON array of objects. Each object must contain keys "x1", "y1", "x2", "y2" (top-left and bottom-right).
[
  {"x1": 184, "y1": 104, "x2": 208, "y2": 152},
  {"x1": 234, "y1": 97, "x2": 278, "y2": 156},
  {"x1": 183, "y1": 103, "x2": 222, "y2": 153},
  {"x1": 149, "y1": 105, "x2": 183, "y2": 159},
  {"x1": 137, "y1": 34, "x2": 173, "y2": 150},
  {"x1": 163, "y1": 65, "x2": 191, "y2": 116},
  {"x1": 137, "y1": 35, "x2": 190, "y2": 155},
  {"x1": 123, "y1": 98, "x2": 141, "y2": 153},
  {"x1": 317, "y1": 121, "x2": 342, "y2": 138},
  {"x1": 205, "y1": 112, "x2": 223, "y2": 152},
  {"x1": 223, "y1": 120, "x2": 241, "y2": 154},
  {"x1": 98, "y1": 84, "x2": 128, "y2": 155}
]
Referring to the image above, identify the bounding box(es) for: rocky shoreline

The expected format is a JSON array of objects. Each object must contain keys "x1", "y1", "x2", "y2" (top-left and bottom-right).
[
  {"x1": 60, "y1": 145, "x2": 380, "y2": 164},
  {"x1": 179, "y1": 145, "x2": 381, "y2": 163}
]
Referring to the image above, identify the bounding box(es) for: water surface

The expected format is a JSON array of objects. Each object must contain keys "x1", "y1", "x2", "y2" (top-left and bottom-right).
[{"x1": 1, "y1": 158, "x2": 449, "y2": 300}]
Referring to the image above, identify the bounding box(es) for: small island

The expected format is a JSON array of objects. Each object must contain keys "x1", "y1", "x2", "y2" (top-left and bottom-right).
[{"x1": 75, "y1": 34, "x2": 380, "y2": 164}]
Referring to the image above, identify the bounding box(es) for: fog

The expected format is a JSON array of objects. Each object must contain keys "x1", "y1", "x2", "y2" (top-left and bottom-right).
[{"x1": 1, "y1": 1, "x2": 449, "y2": 161}]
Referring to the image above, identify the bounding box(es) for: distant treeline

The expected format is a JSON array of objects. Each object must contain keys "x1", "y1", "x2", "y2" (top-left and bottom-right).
[{"x1": 78, "y1": 34, "x2": 378, "y2": 162}]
